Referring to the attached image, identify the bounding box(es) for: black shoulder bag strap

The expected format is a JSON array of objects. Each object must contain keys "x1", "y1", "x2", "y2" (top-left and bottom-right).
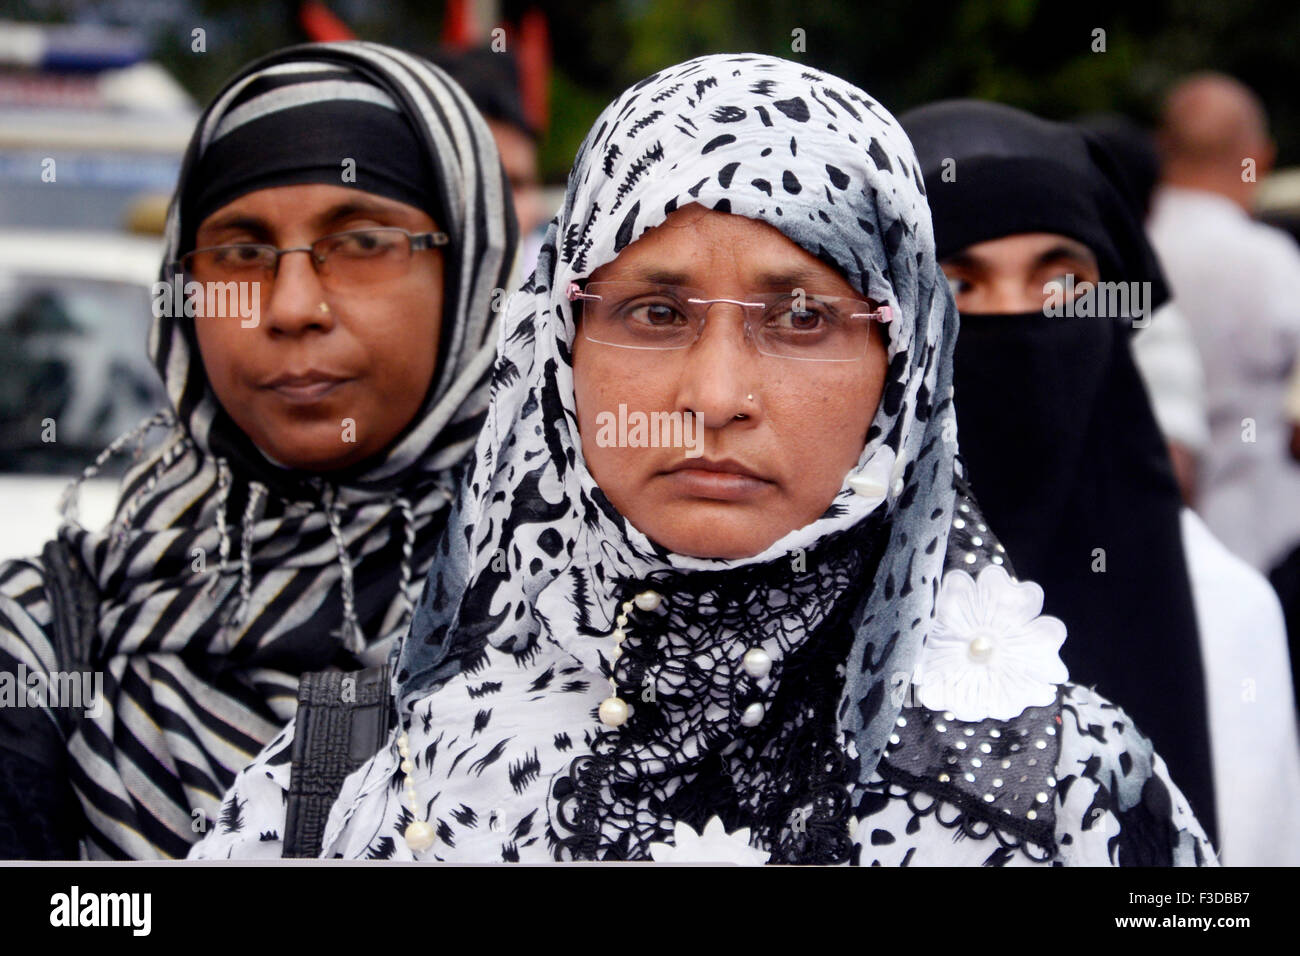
[
  {"x1": 6, "y1": 538, "x2": 102, "y2": 859},
  {"x1": 283, "y1": 664, "x2": 395, "y2": 858},
  {"x1": 40, "y1": 538, "x2": 100, "y2": 739}
]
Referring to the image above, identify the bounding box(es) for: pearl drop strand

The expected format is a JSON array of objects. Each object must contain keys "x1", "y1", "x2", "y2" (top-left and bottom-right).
[
  {"x1": 599, "y1": 601, "x2": 634, "y2": 727},
  {"x1": 399, "y1": 588, "x2": 664, "y2": 851},
  {"x1": 399, "y1": 731, "x2": 436, "y2": 852},
  {"x1": 599, "y1": 589, "x2": 662, "y2": 728}
]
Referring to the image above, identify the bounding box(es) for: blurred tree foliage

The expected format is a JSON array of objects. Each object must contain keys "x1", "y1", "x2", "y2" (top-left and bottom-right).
[
  {"x1": 537, "y1": 0, "x2": 1300, "y2": 182},
  {"x1": 10, "y1": 0, "x2": 1299, "y2": 182}
]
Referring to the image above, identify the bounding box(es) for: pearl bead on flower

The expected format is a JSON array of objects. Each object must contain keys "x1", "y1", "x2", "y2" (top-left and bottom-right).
[{"x1": 848, "y1": 475, "x2": 887, "y2": 499}]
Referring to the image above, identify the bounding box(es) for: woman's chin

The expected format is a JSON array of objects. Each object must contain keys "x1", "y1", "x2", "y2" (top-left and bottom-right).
[
  {"x1": 638, "y1": 516, "x2": 792, "y2": 561},
  {"x1": 250, "y1": 434, "x2": 381, "y2": 473}
]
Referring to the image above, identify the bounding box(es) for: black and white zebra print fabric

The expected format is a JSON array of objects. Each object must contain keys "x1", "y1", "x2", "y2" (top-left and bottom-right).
[
  {"x1": 192, "y1": 53, "x2": 1214, "y2": 865},
  {"x1": 0, "y1": 41, "x2": 515, "y2": 859}
]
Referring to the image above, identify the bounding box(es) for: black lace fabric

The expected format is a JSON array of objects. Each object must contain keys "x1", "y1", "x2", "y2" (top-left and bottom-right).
[{"x1": 551, "y1": 521, "x2": 884, "y2": 863}]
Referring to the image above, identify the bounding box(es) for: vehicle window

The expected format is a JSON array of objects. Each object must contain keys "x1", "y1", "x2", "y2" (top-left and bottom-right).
[{"x1": 0, "y1": 271, "x2": 165, "y2": 476}]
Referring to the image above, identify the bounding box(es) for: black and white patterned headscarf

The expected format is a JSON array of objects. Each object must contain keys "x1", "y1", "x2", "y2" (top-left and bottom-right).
[
  {"x1": 195, "y1": 54, "x2": 1214, "y2": 866},
  {"x1": 399, "y1": 52, "x2": 956, "y2": 739},
  {"x1": 0, "y1": 41, "x2": 514, "y2": 859}
]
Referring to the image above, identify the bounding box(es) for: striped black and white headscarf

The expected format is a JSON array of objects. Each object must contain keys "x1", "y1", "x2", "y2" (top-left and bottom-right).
[{"x1": 0, "y1": 41, "x2": 515, "y2": 859}]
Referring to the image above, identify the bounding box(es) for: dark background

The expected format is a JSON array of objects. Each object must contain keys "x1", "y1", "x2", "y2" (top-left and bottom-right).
[{"x1": 6, "y1": 0, "x2": 1298, "y2": 182}]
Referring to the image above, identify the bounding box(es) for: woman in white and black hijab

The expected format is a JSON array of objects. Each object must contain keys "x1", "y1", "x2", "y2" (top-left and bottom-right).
[
  {"x1": 196, "y1": 54, "x2": 1213, "y2": 865},
  {"x1": 0, "y1": 41, "x2": 515, "y2": 859}
]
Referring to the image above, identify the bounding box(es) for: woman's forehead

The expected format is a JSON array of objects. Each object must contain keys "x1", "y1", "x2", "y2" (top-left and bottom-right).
[
  {"x1": 195, "y1": 184, "x2": 432, "y2": 235},
  {"x1": 587, "y1": 205, "x2": 861, "y2": 294}
]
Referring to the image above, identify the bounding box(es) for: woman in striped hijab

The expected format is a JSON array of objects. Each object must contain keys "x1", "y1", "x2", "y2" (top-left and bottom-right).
[{"x1": 0, "y1": 41, "x2": 516, "y2": 859}]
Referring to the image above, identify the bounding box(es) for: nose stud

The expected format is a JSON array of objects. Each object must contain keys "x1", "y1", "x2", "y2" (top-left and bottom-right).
[{"x1": 318, "y1": 302, "x2": 330, "y2": 315}]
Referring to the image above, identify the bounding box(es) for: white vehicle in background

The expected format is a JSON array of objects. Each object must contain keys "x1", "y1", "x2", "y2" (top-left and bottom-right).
[
  {"x1": 0, "y1": 21, "x2": 194, "y2": 231},
  {"x1": 0, "y1": 231, "x2": 166, "y2": 562},
  {"x1": 0, "y1": 21, "x2": 191, "y2": 563}
]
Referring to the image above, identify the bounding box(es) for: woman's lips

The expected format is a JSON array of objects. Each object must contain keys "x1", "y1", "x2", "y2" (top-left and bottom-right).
[
  {"x1": 263, "y1": 375, "x2": 352, "y2": 404},
  {"x1": 663, "y1": 469, "x2": 770, "y2": 500},
  {"x1": 660, "y1": 460, "x2": 773, "y2": 501}
]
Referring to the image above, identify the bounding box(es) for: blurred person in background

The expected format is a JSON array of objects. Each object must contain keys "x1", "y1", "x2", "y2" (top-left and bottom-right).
[
  {"x1": 0, "y1": 41, "x2": 515, "y2": 859},
  {"x1": 431, "y1": 46, "x2": 547, "y2": 284},
  {"x1": 1290, "y1": 364, "x2": 1300, "y2": 464},
  {"x1": 903, "y1": 99, "x2": 1300, "y2": 865},
  {"x1": 1079, "y1": 114, "x2": 1210, "y2": 505},
  {"x1": 1149, "y1": 73, "x2": 1300, "y2": 575},
  {"x1": 1269, "y1": 364, "x2": 1300, "y2": 710}
]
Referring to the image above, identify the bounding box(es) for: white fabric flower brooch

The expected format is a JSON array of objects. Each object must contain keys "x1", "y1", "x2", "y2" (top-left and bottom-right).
[
  {"x1": 649, "y1": 817, "x2": 771, "y2": 865},
  {"x1": 912, "y1": 564, "x2": 1068, "y2": 721}
]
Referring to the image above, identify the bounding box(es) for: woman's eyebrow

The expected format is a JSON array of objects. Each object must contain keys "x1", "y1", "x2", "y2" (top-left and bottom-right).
[
  {"x1": 622, "y1": 267, "x2": 836, "y2": 289},
  {"x1": 940, "y1": 251, "x2": 984, "y2": 273},
  {"x1": 752, "y1": 268, "x2": 828, "y2": 290},
  {"x1": 315, "y1": 199, "x2": 408, "y2": 228},
  {"x1": 626, "y1": 268, "x2": 694, "y2": 285},
  {"x1": 198, "y1": 213, "x2": 270, "y2": 240},
  {"x1": 1034, "y1": 243, "x2": 1097, "y2": 269}
]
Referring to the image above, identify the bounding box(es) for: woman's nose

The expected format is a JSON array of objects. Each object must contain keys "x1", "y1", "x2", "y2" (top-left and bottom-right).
[
  {"x1": 264, "y1": 251, "x2": 333, "y2": 335},
  {"x1": 673, "y1": 304, "x2": 757, "y2": 428}
]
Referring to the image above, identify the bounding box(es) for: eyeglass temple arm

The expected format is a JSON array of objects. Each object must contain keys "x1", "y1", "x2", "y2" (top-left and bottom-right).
[
  {"x1": 851, "y1": 304, "x2": 893, "y2": 323},
  {"x1": 567, "y1": 282, "x2": 600, "y2": 301}
]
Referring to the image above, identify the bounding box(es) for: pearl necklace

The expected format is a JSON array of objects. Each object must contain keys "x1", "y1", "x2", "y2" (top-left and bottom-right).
[
  {"x1": 596, "y1": 587, "x2": 773, "y2": 727},
  {"x1": 399, "y1": 731, "x2": 436, "y2": 851},
  {"x1": 597, "y1": 588, "x2": 664, "y2": 728},
  {"x1": 395, "y1": 584, "x2": 786, "y2": 854}
]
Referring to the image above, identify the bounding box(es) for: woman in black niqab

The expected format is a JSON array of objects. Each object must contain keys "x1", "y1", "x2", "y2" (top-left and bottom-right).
[{"x1": 900, "y1": 100, "x2": 1218, "y2": 845}]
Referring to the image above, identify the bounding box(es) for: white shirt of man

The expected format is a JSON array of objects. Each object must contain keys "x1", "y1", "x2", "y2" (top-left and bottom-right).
[{"x1": 1150, "y1": 185, "x2": 1300, "y2": 571}]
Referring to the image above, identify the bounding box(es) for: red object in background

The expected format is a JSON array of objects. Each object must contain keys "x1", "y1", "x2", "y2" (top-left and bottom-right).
[
  {"x1": 516, "y1": 8, "x2": 550, "y2": 135},
  {"x1": 293, "y1": 0, "x2": 553, "y2": 139},
  {"x1": 442, "y1": 0, "x2": 480, "y2": 49},
  {"x1": 299, "y1": 0, "x2": 356, "y2": 42},
  {"x1": 442, "y1": 3, "x2": 552, "y2": 138}
]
